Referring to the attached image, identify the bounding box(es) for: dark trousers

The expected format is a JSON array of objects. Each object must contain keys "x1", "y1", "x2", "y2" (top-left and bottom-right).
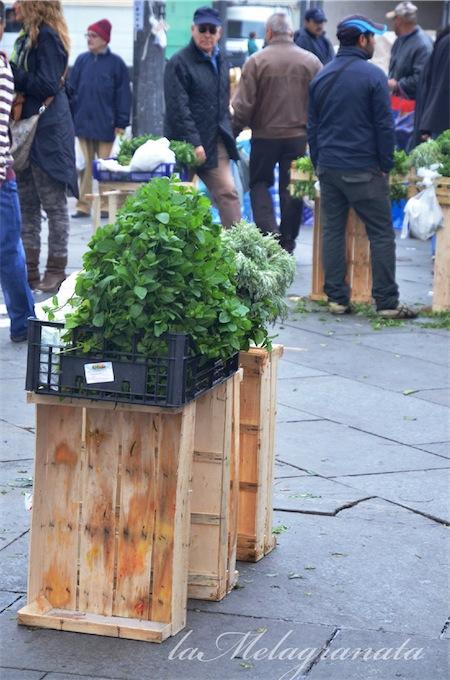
[
  {"x1": 318, "y1": 167, "x2": 399, "y2": 311},
  {"x1": 250, "y1": 136, "x2": 306, "y2": 253}
]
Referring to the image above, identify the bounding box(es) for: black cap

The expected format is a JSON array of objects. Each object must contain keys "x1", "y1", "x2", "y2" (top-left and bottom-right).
[
  {"x1": 193, "y1": 6, "x2": 222, "y2": 26},
  {"x1": 305, "y1": 8, "x2": 327, "y2": 23}
]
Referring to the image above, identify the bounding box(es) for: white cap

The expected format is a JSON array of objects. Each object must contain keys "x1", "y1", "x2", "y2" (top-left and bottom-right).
[{"x1": 386, "y1": 2, "x2": 418, "y2": 19}]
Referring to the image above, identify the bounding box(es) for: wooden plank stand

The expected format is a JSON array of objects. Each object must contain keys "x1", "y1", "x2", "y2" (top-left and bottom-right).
[
  {"x1": 433, "y1": 179, "x2": 450, "y2": 311},
  {"x1": 237, "y1": 346, "x2": 283, "y2": 562},
  {"x1": 18, "y1": 395, "x2": 196, "y2": 643},
  {"x1": 311, "y1": 197, "x2": 373, "y2": 304},
  {"x1": 188, "y1": 372, "x2": 241, "y2": 600}
]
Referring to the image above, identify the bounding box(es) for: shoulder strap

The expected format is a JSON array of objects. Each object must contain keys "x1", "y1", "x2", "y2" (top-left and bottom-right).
[{"x1": 315, "y1": 57, "x2": 360, "y2": 116}]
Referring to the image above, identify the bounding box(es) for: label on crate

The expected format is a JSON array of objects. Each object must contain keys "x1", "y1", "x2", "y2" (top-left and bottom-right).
[{"x1": 84, "y1": 361, "x2": 114, "y2": 384}]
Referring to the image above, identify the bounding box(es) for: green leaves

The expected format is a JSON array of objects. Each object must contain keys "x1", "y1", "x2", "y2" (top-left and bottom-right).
[{"x1": 64, "y1": 178, "x2": 252, "y2": 359}]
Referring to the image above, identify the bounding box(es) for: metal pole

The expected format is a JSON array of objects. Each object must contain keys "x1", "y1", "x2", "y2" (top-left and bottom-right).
[{"x1": 132, "y1": 0, "x2": 166, "y2": 136}]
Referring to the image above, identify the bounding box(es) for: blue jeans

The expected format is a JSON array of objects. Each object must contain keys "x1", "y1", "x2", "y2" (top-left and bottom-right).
[{"x1": 0, "y1": 180, "x2": 35, "y2": 338}]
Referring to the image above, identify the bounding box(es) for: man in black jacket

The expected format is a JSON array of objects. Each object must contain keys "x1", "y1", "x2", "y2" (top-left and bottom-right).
[
  {"x1": 308, "y1": 15, "x2": 416, "y2": 319},
  {"x1": 294, "y1": 7, "x2": 334, "y2": 65},
  {"x1": 164, "y1": 6, "x2": 240, "y2": 228}
]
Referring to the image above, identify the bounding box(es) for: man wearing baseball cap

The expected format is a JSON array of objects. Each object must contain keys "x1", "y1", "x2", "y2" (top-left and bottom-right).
[
  {"x1": 386, "y1": 2, "x2": 432, "y2": 99},
  {"x1": 164, "y1": 6, "x2": 241, "y2": 228},
  {"x1": 294, "y1": 7, "x2": 334, "y2": 65},
  {"x1": 308, "y1": 15, "x2": 417, "y2": 319},
  {"x1": 69, "y1": 19, "x2": 132, "y2": 218}
]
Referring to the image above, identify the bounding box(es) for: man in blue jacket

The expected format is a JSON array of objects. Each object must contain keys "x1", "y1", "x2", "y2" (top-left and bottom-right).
[
  {"x1": 69, "y1": 19, "x2": 131, "y2": 218},
  {"x1": 308, "y1": 15, "x2": 416, "y2": 319},
  {"x1": 294, "y1": 7, "x2": 334, "y2": 65}
]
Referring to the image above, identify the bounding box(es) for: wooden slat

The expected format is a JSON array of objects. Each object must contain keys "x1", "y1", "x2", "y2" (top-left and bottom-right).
[
  {"x1": 346, "y1": 210, "x2": 372, "y2": 303},
  {"x1": 311, "y1": 196, "x2": 325, "y2": 300},
  {"x1": 78, "y1": 409, "x2": 118, "y2": 616},
  {"x1": 18, "y1": 601, "x2": 171, "y2": 643},
  {"x1": 27, "y1": 392, "x2": 183, "y2": 415},
  {"x1": 28, "y1": 405, "x2": 82, "y2": 608},
  {"x1": 432, "y1": 205, "x2": 450, "y2": 311},
  {"x1": 227, "y1": 371, "x2": 241, "y2": 592},
  {"x1": 113, "y1": 411, "x2": 157, "y2": 619}
]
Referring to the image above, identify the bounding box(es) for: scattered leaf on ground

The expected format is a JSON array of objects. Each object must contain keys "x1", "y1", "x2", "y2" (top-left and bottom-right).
[
  {"x1": 304, "y1": 566, "x2": 316, "y2": 570},
  {"x1": 272, "y1": 524, "x2": 289, "y2": 535},
  {"x1": 233, "y1": 582, "x2": 245, "y2": 590},
  {"x1": 8, "y1": 477, "x2": 33, "y2": 488},
  {"x1": 288, "y1": 572, "x2": 304, "y2": 579},
  {"x1": 403, "y1": 416, "x2": 417, "y2": 421},
  {"x1": 403, "y1": 389, "x2": 418, "y2": 396},
  {"x1": 331, "y1": 552, "x2": 348, "y2": 557}
]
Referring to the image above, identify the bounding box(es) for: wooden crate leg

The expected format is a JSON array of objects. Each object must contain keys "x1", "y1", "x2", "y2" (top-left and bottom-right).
[
  {"x1": 432, "y1": 206, "x2": 450, "y2": 311},
  {"x1": 346, "y1": 209, "x2": 372, "y2": 304},
  {"x1": 310, "y1": 196, "x2": 326, "y2": 301},
  {"x1": 91, "y1": 195, "x2": 101, "y2": 232},
  {"x1": 188, "y1": 377, "x2": 234, "y2": 601}
]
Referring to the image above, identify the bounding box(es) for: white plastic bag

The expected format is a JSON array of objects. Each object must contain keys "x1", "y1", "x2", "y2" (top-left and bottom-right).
[
  {"x1": 129, "y1": 137, "x2": 175, "y2": 172},
  {"x1": 75, "y1": 137, "x2": 85, "y2": 172},
  {"x1": 401, "y1": 166, "x2": 443, "y2": 240}
]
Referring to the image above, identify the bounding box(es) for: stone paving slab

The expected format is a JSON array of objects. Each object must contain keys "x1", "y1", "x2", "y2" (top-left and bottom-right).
[
  {"x1": 0, "y1": 670, "x2": 45, "y2": 680},
  {"x1": 194, "y1": 507, "x2": 448, "y2": 638},
  {"x1": 277, "y1": 358, "x2": 329, "y2": 380},
  {"x1": 276, "y1": 420, "x2": 450, "y2": 477},
  {"x1": 0, "y1": 591, "x2": 21, "y2": 613},
  {"x1": 273, "y1": 475, "x2": 369, "y2": 514},
  {"x1": 0, "y1": 352, "x2": 27, "y2": 380},
  {"x1": 308, "y1": 628, "x2": 450, "y2": 680},
  {"x1": 415, "y1": 441, "x2": 450, "y2": 459},
  {"x1": 0, "y1": 609, "x2": 334, "y2": 680},
  {"x1": 0, "y1": 533, "x2": 28, "y2": 593},
  {"x1": 277, "y1": 325, "x2": 448, "y2": 392},
  {"x1": 333, "y1": 469, "x2": 450, "y2": 523},
  {"x1": 0, "y1": 460, "x2": 33, "y2": 545},
  {"x1": 276, "y1": 375, "x2": 450, "y2": 445},
  {"x1": 276, "y1": 402, "x2": 322, "y2": 423},
  {"x1": 412, "y1": 388, "x2": 450, "y2": 407},
  {"x1": 0, "y1": 389, "x2": 34, "y2": 431},
  {"x1": 357, "y1": 331, "x2": 450, "y2": 367},
  {"x1": 0, "y1": 420, "x2": 34, "y2": 462}
]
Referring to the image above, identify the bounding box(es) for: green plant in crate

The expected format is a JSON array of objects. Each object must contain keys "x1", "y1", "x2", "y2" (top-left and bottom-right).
[
  {"x1": 64, "y1": 178, "x2": 251, "y2": 359},
  {"x1": 222, "y1": 221, "x2": 296, "y2": 350},
  {"x1": 390, "y1": 149, "x2": 410, "y2": 201},
  {"x1": 435, "y1": 130, "x2": 450, "y2": 178},
  {"x1": 117, "y1": 134, "x2": 199, "y2": 168},
  {"x1": 290, "y1": 156, "x2": 316, "y2": 200}
]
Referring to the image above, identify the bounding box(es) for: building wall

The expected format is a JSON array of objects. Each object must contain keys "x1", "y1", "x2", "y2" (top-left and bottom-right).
[{"x1": 165, "y1": 0, "x2": 208, "y2": 58}]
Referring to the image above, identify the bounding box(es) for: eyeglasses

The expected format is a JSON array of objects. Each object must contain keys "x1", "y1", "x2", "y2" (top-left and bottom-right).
[
  {"x1": 198, "y1": 24, "x2": 218, "y2": 35},
  {"x1": 85, "y1": 32, "x2": 99, "y2": 39}
]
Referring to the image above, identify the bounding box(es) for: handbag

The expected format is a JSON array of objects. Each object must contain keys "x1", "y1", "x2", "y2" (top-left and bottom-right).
[{"x1": 10, "y1": 96, "x2": 53, "y2": 172}]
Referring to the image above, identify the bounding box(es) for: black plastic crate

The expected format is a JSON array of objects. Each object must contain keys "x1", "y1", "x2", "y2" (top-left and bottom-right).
[
  {"x1": 26, "y1": 319, "x2": 238, "y2": 408},
  {"x1": 92, "y1": 160, "x2": 190, "y2": 183}
]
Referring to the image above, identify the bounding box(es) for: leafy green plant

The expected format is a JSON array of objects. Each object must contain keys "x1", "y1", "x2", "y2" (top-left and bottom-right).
[
  {"x1": 290, "y1": 156, "x2": 316, "y2": 200},
  {"x1": 221, "y1": 221, "x2": 296, "y2": 349},
  {"x1": 117, "y1": 134, "x2": 199, "y2": 168},
  {"x1": 63, "y1": 178, "x2": 252, "y2": 359},
  {"x1": 409, "y1": 140, "x2": 441, "y2": 170},
  {"x1": 435, "y1": 130, "x2": 450, "y2": 177}
]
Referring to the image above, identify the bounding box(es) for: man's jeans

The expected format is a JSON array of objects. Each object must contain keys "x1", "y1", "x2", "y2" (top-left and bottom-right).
[
  {"x1": 250, "y1": 136, "x2": 306, "y2": 253},
  {"x1": 318, "y1": 167, "x2": 399, "y2": 311},
  {"x1": 0, "y1": 180, "x2": 35, "y2": 338}
]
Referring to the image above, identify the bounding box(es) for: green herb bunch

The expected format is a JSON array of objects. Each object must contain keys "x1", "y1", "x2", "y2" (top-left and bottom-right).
[
  {"x1": 221, "y1": 221, "x2": 296, "y2": 349},
  {"x1": 409, "y1": 139, "x2": 442, "y2": 170},
  {"x1": 390, "y1": 149, "x2": 410, "y2": 201},
  {"x1": 436, "y1": 130, "x2": 450, "y2": 177},
  {"x1": 290, "y1": 156, "x2": 316, "y2": 200},
  {"x1": 64, "y1": 179, "x2": 252, "y2": 358},
  {"x1": 117, "y1": 134, "x2": 199, "y2": 168}
]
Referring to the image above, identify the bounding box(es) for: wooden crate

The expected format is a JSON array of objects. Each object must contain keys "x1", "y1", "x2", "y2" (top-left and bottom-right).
[
  {"x1": 237, "y1": 346, "x2": 283, "y2": 562},
  {"x1": 17, "y1": 394, "x2": 196, "y2": 643},
  {"x1": 188, "y1": 372, "x2": 241, "y2": 600},
  {"x1": 311, "y1": 197, "x2": 372, "y2": 303},
  {"x1": 433, "y1": 179, "x2": 450, "y2": 311}
]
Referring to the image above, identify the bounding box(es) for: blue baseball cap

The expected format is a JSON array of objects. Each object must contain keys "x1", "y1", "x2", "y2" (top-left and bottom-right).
[
  {"x1": 305, "y1": 8, "x2": 327, "y2": 22},
  {"x1": 337, "y1": 14, "x2": 387, "y2": 39},
  {"x1": 193, "y1": 6, "x2": 222, "y2": 26}
]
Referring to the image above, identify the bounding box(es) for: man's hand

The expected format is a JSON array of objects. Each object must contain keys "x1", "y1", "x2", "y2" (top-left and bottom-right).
[
  {"x1": 388, "y1": 78, "x2": 397, "y2": 92},
  {"x1": 114, "y1": 128, "x2": 125, "y2": 136},
  {"x1": 195, "y1": 145, "x2": 207, "y2": 164}
]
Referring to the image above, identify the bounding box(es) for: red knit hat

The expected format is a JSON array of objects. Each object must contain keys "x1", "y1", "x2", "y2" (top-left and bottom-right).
[{"x1": 88, "y1": 19, "x2": 112, "y2": 43}]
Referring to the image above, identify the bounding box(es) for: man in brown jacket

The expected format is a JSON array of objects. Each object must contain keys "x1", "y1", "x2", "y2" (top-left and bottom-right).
[{"x1": 232, "y1": 13, "x2": 321, "y2": 252}]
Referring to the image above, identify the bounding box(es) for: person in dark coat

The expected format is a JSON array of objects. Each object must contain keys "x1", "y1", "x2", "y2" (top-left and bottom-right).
[
  {"x1": 69, "y1": 19, "x2": 131, "y2": 218},
  {"x1": 386, "y1": 2, "x2": 432, "y2": 100},
  {"x1": 294, "y1": 7, "x2": 334, "y2": 65},
  {"x1": 10, "y1": 0, "x2": 77, "y2": 293},
  {"x1": 164, "y1": 6, "x2": 240, "y2": 228},
  {"x1": 411, "y1": 25, "x2": 450, "y2": 148},
  {"x1": 308, "y1": 15, "x2": 417, "y2": 319}
]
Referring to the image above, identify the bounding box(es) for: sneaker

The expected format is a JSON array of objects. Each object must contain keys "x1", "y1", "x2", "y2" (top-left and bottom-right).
[
  {"x1": 71, "y1": 210, "x2": 90, "y2": 219},
  {"x1": 329, "y1": 301, "x2": 351, "y2": 315},
  {"x1": 11, "y1": 333, "x2": 28, "y2": 343},
  {"x1": 377, "y1": 304, "x2": 418, "y2": 319}
]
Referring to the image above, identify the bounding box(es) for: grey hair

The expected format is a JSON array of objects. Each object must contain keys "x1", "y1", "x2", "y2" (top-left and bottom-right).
[{"x1": 266, "y1": 12, "x2": 293, "y2": 35}]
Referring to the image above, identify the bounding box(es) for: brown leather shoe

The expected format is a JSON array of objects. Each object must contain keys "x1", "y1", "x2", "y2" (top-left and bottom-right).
[{"x1": 38, "y1": 256, "x2": 67, "y2": 294}]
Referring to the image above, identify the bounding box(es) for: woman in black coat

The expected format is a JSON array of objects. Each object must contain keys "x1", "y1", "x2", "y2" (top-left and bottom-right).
[{"x1": 11, "y1": 0, "x2": 77, "y2": 292}]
